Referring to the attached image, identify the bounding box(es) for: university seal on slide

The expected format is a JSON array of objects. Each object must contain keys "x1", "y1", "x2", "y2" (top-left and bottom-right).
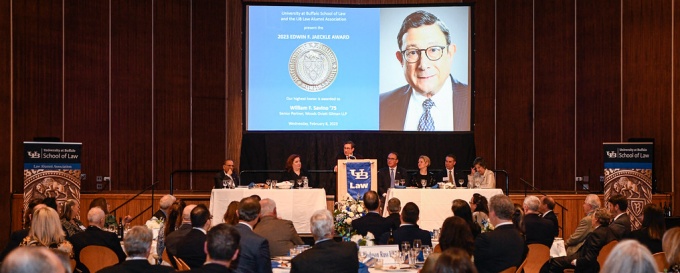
[{"x1": 289, "y1": 41, "x2": 338, "y2": 92}]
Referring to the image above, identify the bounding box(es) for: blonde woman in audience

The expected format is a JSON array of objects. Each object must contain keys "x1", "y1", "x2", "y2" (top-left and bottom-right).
[
  {"x1": 20, "y1": 207, "x2": 73, "y2": 258},
  {"x1": 663, "y1": 227, "x2": 680, "y2": 273},
  {"x1": 600, "y1": 240, "x2": 656, "y2": 273},
  {"x1": 59, "y1": 199, "x2": 84, "y2": 240}
]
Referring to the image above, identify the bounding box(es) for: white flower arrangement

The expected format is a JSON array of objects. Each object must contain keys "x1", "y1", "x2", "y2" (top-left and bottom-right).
[
  {"x1": 145, "y1": 217, "x2": 164, "y2": 229},
  {"x1": 333, "y1": 196, "x2": 366, "y2": 238},
  {"x1": 350, "y1": 232, "x2": 376, "y2": 246}
]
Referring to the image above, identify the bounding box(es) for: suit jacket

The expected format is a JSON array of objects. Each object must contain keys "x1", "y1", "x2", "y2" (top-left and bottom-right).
[
  {"x1": 609, "y1": 213, "x2": 631, "y2": 240},
  {"x1": 379, "y1": 76, "x2": 470, "y2": 131},
  {"x1": 436, "y1": 168, "x2": 468, "y2": 188},
  {"x1": 572, "y1": 226, "x2": 617, "y2": 273},
  {"x1": 351, "y1": 212, "x2": 392, "y2": 239},
  {"x1": 97, "y1": 259, "x2": 175, "y2": 273},
  {"x1": 253, "y1": 216, "x2": 304, "y2": 257},
  {"x1": 565, "y1": 214, "x2": 593, "y2": 256},
  {"x1": 165, "y1": 223, "x2": 192, "y2": 256},
  {"x1": 327, "y1": 153, "x2": 363, "y2": 195},
  {"x1": 290, "y1": 239, "x2": 358, "y2": 273},
  {"x1": 386, "y1": 213, "x2": 401, "y2": 231},
  {"x1": 153, "y1": 209, "x2": 167, "y2": 221},
  {"x1": 70, "y1": 226, "x2": 127, "y2": 273},
  {"x1": 474, "y1": 224, "x2": 526, "y2": 273},
  {"x1": 628, "y1": 227, "x2": 662, "y2": 254},
  {"x1": 184, "y1": 263, "x2": 233, "y2": 273},
  {"x1": 0, "y1": 228, "x2": 29, "y2": 262},
  {"x1": 542, "y1": 210, "x2": 560, "y2": 237},
  {"x1": 523, "y1": 213, "x2": 555, "y2": 247},
  {"x1": 214, "y1": 171, "x2": 241, "y2": 188},
  {"x1": 233, "y1": 223, "x2": 272, "y2": 273},
  {"x1": 377, "y1": 166, "x2": 409, "y2": 196},
  {"x1": 175, "y1": 229, "x2": 207, "y2": 269},
  {"x1": 280, "y1": 169, "x2": 313, "y2": 188},
  {"x1": 378, "y1": 224, "x2": 432, "y2": 247}
]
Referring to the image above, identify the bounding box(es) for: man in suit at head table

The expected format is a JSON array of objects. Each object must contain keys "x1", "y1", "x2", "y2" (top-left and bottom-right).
[
  {"x1": 377, "y1": 152, "x2": 409, "y2": 198},
  {"x1": 214, "y1": 159, "x2": 241, "y2": 188},
  {"x1": 437, "y1": 154, "x2": 468, "y2": 187}
]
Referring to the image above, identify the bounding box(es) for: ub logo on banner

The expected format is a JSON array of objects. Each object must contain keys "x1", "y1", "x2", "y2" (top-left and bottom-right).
[{"x1": 347, "y1": 162, "x2": 371, "y2": 199}]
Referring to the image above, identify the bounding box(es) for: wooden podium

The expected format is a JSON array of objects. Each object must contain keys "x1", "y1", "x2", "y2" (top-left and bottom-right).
[{"x1": 337, "y1": 159, "x2": 377, "y2": 201}]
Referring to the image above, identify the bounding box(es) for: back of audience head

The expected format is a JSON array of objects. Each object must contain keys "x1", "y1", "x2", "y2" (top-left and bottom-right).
[
  {"x1": 87, "y1": 207, "x2": 105, "y2": 228},
  {"x1": 250, "y1": 195, "x2": 262, "y2": 202},
  {"x1": 450, "y1": 199, "x2": 480, "y2": 236},
  {"x1": 592, "y1": 208, "x2": 611, "y2": 226},
  {"x1": 608, "y1": 194, "x2": 628, "y2": 212},
  {"x1": 165, "y1": 199, "x2": 186, "y2": 236},
  {"x1": 24, "y1": 198, "x2": 44, "y2": 229},
  {"x1": 512, "y1": 203, "x2": 525, "y2": 234},
  {"x1": 540, "y1": 196, "x2": 556, "y2": 212},
  {"x1": 600, "y1": 240, "x2": 656, "y2": 273},
  {"x1": 523, "y1": 196, "x2": 540, "y2": 213},
  {"x1": 439, "y1": 216, "x2": 474, "y2": 256},
  {"x1": 310, "y1": 209, "x2": 334, "y2": 240},
  {"x1": 433, "y1": 248, "x2": 478, "y2": 273},
  {"x1": 641, "y1": 203, "x2": 665, "y2": 240},
  {"x1": 59, "y1": 199, "x2": 78, "y2": 221},
  {"x1": 584, "y1": 194, "x2": 601, "y2": 212},
  {"x1": 238, "y1": 197, "x2": 261, "y2": 222},
  {"x1": 222, "y1": 201, "x2": 239, "y2": 225},
  {"x1": 29, "y1": 207, "x2": 65, "y2": 247},
  {"x1": 124, "y1": 226, "x2": 153, "y2": 258},
  {"x1": 388, "y1": 198, "x2": 401, "y2": 214},
  {"x1": 363, "y1": 191, "x2": 380, "y2": 211},
  {"x1": 420, "y1": 252, "x2": 441, "y2": 273},
  {"x1": 663, "y1": 227, "x2": 680, "y2": 267},
  {"x1": 183, "y1": 204, "x2": 197, "y2": 223},
  {"x1": 42, "y1": 197, "x2": 58, "y2": 212},
  {"x1": 488, "y1": 194, "x2": 514, "y2": 222},
  {"x1": 1, "y1": 247, "x2": 67, "y2": 273},
  {"x1": 159, "y1": 194, "x2": 176, "y2": 210},
  {"x1": 471, "y1": 194, "x2": 489, "y2": 215},
  {"x1": 191, "y1": 204, "x2": 212, "y2": 228},
  {"x1": 206, "y1": 223, "x2": 241, "y2": 264},
  {"x1": 260, "y1": 198, "x2": 277, "y2": 217},
  {"x1": 401, "y1": 202, "x2": 420, "y2": 224}
]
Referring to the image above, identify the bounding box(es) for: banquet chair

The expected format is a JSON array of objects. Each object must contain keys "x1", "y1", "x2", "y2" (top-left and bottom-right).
[
  {"x1": 174, "y1": 256, "x2": 191, "y2": 271},
  {"x1": 521, "y1": 244, "x2": 551, "y2": 273},
  {"x1": 515, "y1": 258, "x2": 527, "y2": 273},
  {"x1": 161, "y1": 248, "x2": 176, "y2": 269},
  {"x1": 80, "y1": 245, "x2": 119, "y2": 272},
  {"x1": 652, "y1": 252, "x2": 668, "y2": 272},
  {"x1": 563, "y1": 240, "x2": 618, "y2": 273},
  {"x1": 500, "y1": 266, "x2": 517, "y2": 273}
]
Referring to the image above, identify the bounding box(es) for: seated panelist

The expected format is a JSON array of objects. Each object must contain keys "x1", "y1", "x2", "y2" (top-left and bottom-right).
[
  {"x1": 410, "y1": 155, "x2": 435, "y2": 188},
  {"x1": 281, "y1": 154, "x2": 313, "y2": 188}
]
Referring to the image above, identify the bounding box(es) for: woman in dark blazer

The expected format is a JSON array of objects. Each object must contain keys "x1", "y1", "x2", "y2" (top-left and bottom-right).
[
  {"x1": 628, "y1": 203, "x2": 665, "y2": 253},
  {"x1": 410, "y1": 155, "x2": 435, "y2": 188},
  {"x1": 281, "y1": 154, "x2": 312, "y2": 188}
]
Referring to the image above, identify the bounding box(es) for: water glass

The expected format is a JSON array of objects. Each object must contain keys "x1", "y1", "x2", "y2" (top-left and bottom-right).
[
  {"x1": 401, "y1": 242, "x2": 411, "y2": 252},
  {"x1": 420, "y1": 179, "x2": 427, "y2": 188},
  {"x1": 399, "y1": 179, "x2": 405, "y2": 186},
  {"x1": 389, "y1": 250, "x2": 401, "y2": 264},
  {"x1": 296, "y1": 179, "x2": 303, "y2": 188},
  {"x1": 422, "y1": 246, "x2": 432, "y2": 261},
  {"x1": 358, "y1": 251, "x2": 367, "y2": 262},
  {"x1": 272, "y1": 180, "x2": 278, "y2": 189},
  {"x1": 408, "y1": 249, "x2": 417, "y2": 267},
  {"x1": 413, "y1": 239, "x2": 422, "y2": 250},
  {"x1": 458, "y1": 179, "x2": 464, "y2": 187},
  {"x1": 375, "y1": 258, "x2": 383, "y2": 269},
  {"x1": 222, "y1": 179, "x2": 228, "y2": 188},
  {"x1": 265, "y1": 179, "x2": 271, "y2": 189},
  {"x1": 302, "y1": 176, "x2": 309, "y2": 188}
]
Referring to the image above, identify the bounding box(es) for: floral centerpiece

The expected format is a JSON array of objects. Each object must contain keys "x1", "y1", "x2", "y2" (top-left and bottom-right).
[
  {"x1": 333, "y1": 196, "x2": 366, "y2": 239},
  {"x1": 350, "y1": 232, "x2": 375, "y2": 246},
  {"x1": 480, "y1": 218, "x2": 494, "y2": 233}
]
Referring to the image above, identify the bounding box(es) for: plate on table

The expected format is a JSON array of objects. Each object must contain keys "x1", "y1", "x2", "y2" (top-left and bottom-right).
[
  {"x1": 273, "y1": 256, "x2": 293, "y2": 261},
  {"x1": 379, "y1": 266, "x2": 411, "y2": 272}
]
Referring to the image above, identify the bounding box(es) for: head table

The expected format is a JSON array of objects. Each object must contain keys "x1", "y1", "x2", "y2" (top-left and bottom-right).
[{"x1": 209, "y1": 188, "x2": 327, "y2": 233}]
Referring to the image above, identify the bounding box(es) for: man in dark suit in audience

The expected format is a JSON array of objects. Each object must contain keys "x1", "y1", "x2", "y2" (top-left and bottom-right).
[
  {"x1": 523, "y1": 195, "x2": 555, "y2": 247},
  {"x1": 165, "y1": 204, "x2": 196, "y2": 266},
  {"x1": 184, "y1": 223, "x2": 241, "y2": 273},
  {"x1": 98, "y1": 226, "x2": 175, "y2": 273},
  {"x1": 607, "y1": 194, "x2": 631, "y2": 240},
  {"x1": 474, "y1": 194, "x2": 526, "y2": 273},
  {"x1": 377, "y1": 152, "x2": 409, "y2": 198},
  {"x1": 291, "y1": 209, "x2": 358, "y2": 273},
  {"x1": 540, "y1": 208, "x2": 617, "y2": 273},
  {"x1": 352, "y1": 191, "x2": 392, "y2": 239},
  {"x1": 70, "y1": 207, "x2": 127, "y2": 273},
  {"x1": 379, "y1": 202, "x2": 431, "y2": 248},
  {"x1": 233, "y1": 197, "x2": 272, "y2": 273},
  {"x1": 437, "y1": 154, "x2": 468, "y2": 187},
  {"x1": 253, "y1": 198, "x2": 304, "y2": 257},
  {"x1": 176, "y1": 204, "x2": 212, "y2": 269},
  {"x1": 385, "y1": 198, "x2": 402, "y2": 230},
  {"x1": 152, "y1": 194, "x2": 176, "y2": 221},
  {"x1": 214, "y1": 159, "x2": 241, "y2": 188},
  {"x1": 539, "y1": 196, "x2": 560, "y2": 237}
]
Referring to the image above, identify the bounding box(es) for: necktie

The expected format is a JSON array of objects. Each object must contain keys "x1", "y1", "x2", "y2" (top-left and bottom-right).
[
  {"x1": 390, "y1": 168, "x2": 395, "y2": 187},
  {"x1": 448, "y1": 170, "x2": 453, "y2": 183},
  {"x1": 418, "y1": 99, "x2": 435, "y2": 131}
]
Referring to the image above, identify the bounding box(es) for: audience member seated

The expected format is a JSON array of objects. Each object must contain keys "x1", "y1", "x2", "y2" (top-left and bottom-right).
[
  {"x1": 98, "y1": 226, "x2": 175, "y2": 273},
  {"x1": 50, "y1": 248, "x2": 73, "y2": 273},
  {"x1": 512, "y1": 203, "x2": 525, "y2": 236},
  {"x1": 470, "y1": 193, "x2": 490, "y2": 230},
  {"x1": 599, "y1": 240, "x2": 656, "y2": 273},
  {"x1": 42, "y1": 197, "x2": 59, "y2": 212},
  {"x1": 436, "y1": 216, "x2": 474, "y2": 257},
  {"x1": 253, "y1": 198, "x2": 304, "y2": 257},
  {"x1": 165, "y1": 204, "x2": 196, "y2": 258},
  {"x1": 410, "y1": 155, "x2": 435, "y2": 188},
  {"x1": 607, "y1": 194, "x2": 631, "y2": 240},
  {"x1": 290, "y1": 210, "x2": 358, "y2": 273},
  {"x1": 420, "y1": 252, "x2": 441, "y2": 273},
  {"x1": 451, "y1": 199, "x2": 481, "y2": 238},
  {"x1": 628, "y1": 203, "x2": 665, "y2": 254},
  {"x1": 540, "y1": 208, "x2": 616, "y2": 273},
  {"x1": 70, "y1": 207, "x2": 126, "y2": 273},
  {"x1": 20, "y1": 207, "x2": 73, "y2": 258},
  {"x1": 280, "y1": 154, "x2": 313, "y2": 188},
  {"x1": 222, "y1": 201, "x2": 240, "y2": 225},
  {"x1": 385, "y1": 198, "x2": 402, "y2": 230},
  {"x1": 379, "y1": 202, "x2": 432, "y2": 248},
  {"x1": 153, "y1": 194, "x2": 176, "y2": 221},
  {"x1": 0, "y1": 200, "x2": 44, "y2": 262},
  {"x1": 1, "y1": 246, "x2": 67, "y2": 273},
  {"x1": 474, "y1": 194, "x2": 525, "y2": 273},
  {"x1": 523, "y1": 195, "x2": 555, "y2": 247},
  {"x1": 233, "y1": 197, "x2": 272, "y2": 273},
  {"x1": 565, "y1": 194, "x2": 600, "y2": 256},
  {"x1": 60, "y1": 199, "x2": 84, "y2": 240},
  {"x1": 467, "y1": 157, "x2": 495, "y2": 188},
  {"x1": 157, "y1": 198, "x2": 184, "y2": 262},
  {"x1": 351, "y1": 191, "x2": 392, "y2": 239},
  {"x1": 662, "y1": 227, "x2": 680, "y2": 273},
  {"x1": 433, "y1": 248, "x2": 478, "y2": 273},
  {"x1": 184, "y1": 223, "x2": 241, "y2": 273},
  {"x1": 539, "y1": 196, "x2": 559, "y2": 237},
  {"x1": 176, "y1": 204, "x2": 212, "y2": 269}
]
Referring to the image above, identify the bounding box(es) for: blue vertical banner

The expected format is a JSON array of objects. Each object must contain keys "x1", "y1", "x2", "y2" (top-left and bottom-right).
[
  {"x1": 603, "y1": 142, "x2": 653, "y2": 231},
  {"x1": 23, "y1": 142, "x2": 82, "y2": 214},
  {"x1": 346, "y1": 161, "x2": 372, "y2": 200}
]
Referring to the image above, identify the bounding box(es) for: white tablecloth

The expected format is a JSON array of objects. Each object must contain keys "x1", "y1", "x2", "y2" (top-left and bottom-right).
[
  {"x1": 382, "y1": 188, "x2": 504, "y2": 231},
  {"x1": 209, "y1": 188, "x2": 327, "y2": 233}
]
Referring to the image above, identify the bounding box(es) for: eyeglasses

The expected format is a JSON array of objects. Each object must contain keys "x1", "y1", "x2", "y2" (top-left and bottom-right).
[
  {"x1": 387, "y1": 158, "x2": 398, "y2": 161},
  {"x1": 401, "y1": 45, "x2": 447, "y2": 63}
]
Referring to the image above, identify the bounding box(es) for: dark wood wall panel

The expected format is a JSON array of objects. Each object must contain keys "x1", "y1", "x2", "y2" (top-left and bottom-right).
[
  {"x1": 191, "y1": 0, "x2": 226, "y2": 190},
  {"x1": 111, "y1": 0, "x2": 153, "y2": 190},
  {"x1": 0, "y1": 0, "x2": 11, "y2": 250},
  {"x1": 534, "y1": 0, "x2": 576, "y2": 190},
  {"x1": 226, "y1": 0, "x2": 243, "y2": 165},
  {"x1": 576, "y1": 0, "x2": 621, "y2": 193},
  {"x1": 621, "y1": 0, "x2": 673, "y2": 192},
  {"x1": 12, "y1": 0, "x2": 64, "y2": 192},
  {"x1": 675, "y1": 0, "x2": 680, "y2": 215},
  {"x1": 471, "y1": 0, "x2": 496, "y2": 167},
  {"x1": 63, "y1": 0, "x2": 109, "y2": 192},
  {"x1": 154, "y1": 0, "x2": 191, "y2": 191},
  {"x1": 494, "y1": 0, "x2": 533, "y2": 190}
]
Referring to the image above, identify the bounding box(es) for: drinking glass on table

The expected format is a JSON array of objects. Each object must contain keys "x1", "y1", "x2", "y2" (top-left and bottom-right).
[
  {"x1": 401, "y1": 242, "x2": 411, "y2": 252},
  {"x1": 265, "y1": 179, "x2": 271, "y2": 189},
  {"x1": 358, "y1": 251, "x2": 367, "y2": 262},
  {"x1": 272, "y1": 180, "x2": 278, "y2": 189},
  {"x1": 389, "y1": 250, "x2": 401, "y2": 264},
  {"x1": 422, "y1": 246, "x2": 432, "y2": 261},
  {"x1": 420, "y1": 179, "x2": 427, "y2": 188},
  {"x1": 458, "y1": 179, "x2": 464, "y2": 188},
  {"x1": 222, "y1": 179, "x2": 228, "y2": 188},
  {"x1": 296, "y1": 179, "x2": 303, "y2": 189},
  {"x1": 399, "y1": 179, "x2": 406, "y2": 187},
  {"x1": 412, "y1": 239, "x2": 422, "y2": 251}
]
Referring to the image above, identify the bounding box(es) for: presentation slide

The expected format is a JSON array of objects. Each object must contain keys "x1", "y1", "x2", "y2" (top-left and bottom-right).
[{"x1": 246, "y1": 5, "x2": 471, "y2": 132}]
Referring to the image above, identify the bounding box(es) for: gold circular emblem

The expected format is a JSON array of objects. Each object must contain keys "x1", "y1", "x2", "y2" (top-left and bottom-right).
[{"x1": 289, "y1": 41, "x2": 338, "y2": 92}]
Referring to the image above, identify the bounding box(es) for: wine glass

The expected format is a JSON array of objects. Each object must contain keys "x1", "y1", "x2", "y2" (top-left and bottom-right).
[
  {"x1": 389, "y1": 250, "x2": 401, "y2": 264},
  {"x1": 358, "y1": 251, "x2": 367, "y2": 262},
  {"x1": 265, "y1": 179, "x2": 271, "y2": 189},
  {"x1": 272, "y1": 180, "x2": 278, "y2": 189},
  {"x1": 422, "y1": 246, "x2": 432, "y2": 261},
  {"x1": 458, "y1": 179, "x2": 464, "y2": 187},
  {"x1": 296, "y1": 179, "x2": 303, "y2": 189},
  {"x1": 399, "y1": 179, "x2": 405, "y2": 186},
  {"x1": 420, "y1": 179, "x2": 427, "y2": 188},
  {"x1": 412, "y1": 239, "x2": 422, "y2": 251},
  {"x1": 401, "y1": 242, "x2": 411, "y2": 252},
  {"x1": 222, "y1": 179, "x2": 228, "y2": 188}
]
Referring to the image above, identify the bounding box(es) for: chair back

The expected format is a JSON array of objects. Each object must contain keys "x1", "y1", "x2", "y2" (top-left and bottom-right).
[
  {"x1": 161, "y1": 248, "x2": 176, "y2": 269},
  {"x1": 653, "y1": 252, "x2": 669, "y2": 272},
  {"x1": 596, "y1": 240, "x2": 618, "y2": 267},
  {"x1": 523, "y1": 244, "x2": 551, "y2": 273},
  {"x1": 174, "y1": 256, "x2": 191, "y2": 271},
  {"x1": 500, "y1": 266, "x2": 517, "y2": 273},
  {"x1": 515, "y1": 258, "x2": 527, "y2": 273},
  {"x1": 80, "y1": 245, "x2": 119, "y2": 272}
]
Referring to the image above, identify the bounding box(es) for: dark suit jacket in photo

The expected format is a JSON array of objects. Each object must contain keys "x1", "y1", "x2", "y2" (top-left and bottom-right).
[
  {"x1": 377, "y1": 166, "x2": 409, "y2": 196},
  {"x1": 175, "y1": 228, "x2": 207, "y2": 269},
  {"x1": 233, "y1": 223, "x2": 272, "y2": 273},
  {"x1": 214, "y1": 171, "x2": 241, "y2": 188},
  {"x1": 386, "y1": 213, "x2": 401, "y2": 231},
  {"x1": 542, "y1": 210, "x2": 560, "y2": 237},
  {"x1": 523, "y1": 213, "x2": 555, "y2": 247},
  {"x1": 70, "y1": 226, "x2": 127, "y2": 273},
  {"x1": 280, "y1": 169, "x2": 312, "y2": 188},
  {"x1": 253, "y1": 215, "x2": 304, "y2": 257},
  {"x1": 378, "y1": 224, "x2": 432, "y2": 248},
  {"x1": 165, "y1": 223, "x2": 192, "y2": 256},
  {"x1": 0, "y1": 228, "x2": 29, "y2": 261},
  {"x1": 436, "y1": 168, "x2": 468, "y2": 188},
  {"x1": 290, "y1": 239, "x2": 358, "y2": 273},
  {"x1": 609, "y1": 213, "x2": 631, "y2": 240},
  {"x1": 153, "y1": 209, "x2": 167, "y2": 221},
  {"x1": 184, "y1": 263, "x2": 234, "y2": 273},
  {"x1": 97, "y1": 259, "x2": 175, "y2": 273},
  {"x1": 379, "y1": 76, "x2": 470, "y2": 131},
  {"x1": 351, "y1": 212, "x2": 392, "y2": 239},
  {"x1": 542, "y1": 226, "x2": 616, "y2": 273},
  {"x1": 409, "y1": 171, "x2": 436, "y2": 188},
  {"x1": 474, "y1": 224, "x2": 526, "y2": 273}
]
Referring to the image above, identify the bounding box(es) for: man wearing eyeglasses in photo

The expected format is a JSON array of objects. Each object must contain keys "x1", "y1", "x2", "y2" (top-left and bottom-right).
[{"x1": 379, "y1": 10, "x2": 470, "y2": 131}]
